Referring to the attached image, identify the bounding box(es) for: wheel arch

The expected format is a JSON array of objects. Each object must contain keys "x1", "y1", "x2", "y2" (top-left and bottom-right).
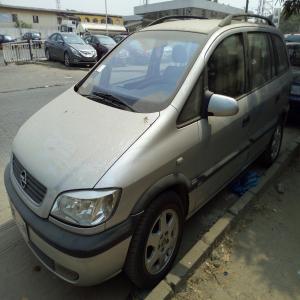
[{"x1": 131, "y1": 174, "x2": 191, "y2": 218}]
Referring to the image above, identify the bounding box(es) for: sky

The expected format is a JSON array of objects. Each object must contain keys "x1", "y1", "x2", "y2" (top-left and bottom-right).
[{"x1": 1, "y1": 0, "x2": 264, "y2": 15}]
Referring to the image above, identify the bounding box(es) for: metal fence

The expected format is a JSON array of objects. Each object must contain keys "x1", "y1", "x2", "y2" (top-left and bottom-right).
[{"x1": 2, "y1": 40, "x2": 46, "y2": 64}]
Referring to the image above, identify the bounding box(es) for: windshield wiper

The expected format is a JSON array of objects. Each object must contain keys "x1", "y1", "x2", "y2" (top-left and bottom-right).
[{"x1": 91, "y1": 91, "x2": 135, "y2": 112}]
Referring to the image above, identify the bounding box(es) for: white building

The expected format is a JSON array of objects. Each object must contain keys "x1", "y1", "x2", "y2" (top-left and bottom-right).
[{"x1": 134, "y1": 0, "x2": 244, "y2": 24}]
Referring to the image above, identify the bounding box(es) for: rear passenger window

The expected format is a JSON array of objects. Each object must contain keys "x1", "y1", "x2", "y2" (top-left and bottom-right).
[
  {"x1": 272, "y1": 34, "x2": 289, "y2": 75},
  {"x1": 208, "y1": 34, "x2": 245, "y2": 99},
  {"x1": 247, "y1": 32, "x2": 272, "y2": 90}
]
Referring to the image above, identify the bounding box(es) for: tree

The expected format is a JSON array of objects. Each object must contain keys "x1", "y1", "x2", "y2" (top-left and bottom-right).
[{"x1": 281, "y1": 0, "x2": 300, "y2": 18}]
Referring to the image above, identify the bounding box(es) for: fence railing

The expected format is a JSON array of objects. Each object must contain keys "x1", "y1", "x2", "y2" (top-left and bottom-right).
[{"x1": 2, "y1": 40, "x2": 46, "y2": 63}]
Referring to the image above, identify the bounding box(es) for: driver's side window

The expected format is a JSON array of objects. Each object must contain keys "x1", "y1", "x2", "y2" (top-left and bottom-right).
[
  {"x1": 207, "y1": 34, "x2": 245, "y2": 99},
  {"x1": 56, "y1": 34, "x2": 63, "y2": 43}
]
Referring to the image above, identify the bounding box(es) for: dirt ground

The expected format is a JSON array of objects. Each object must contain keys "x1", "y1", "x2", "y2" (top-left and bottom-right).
[{"x1": 174, "y1": 153, "x2": 300, "y2": 300}]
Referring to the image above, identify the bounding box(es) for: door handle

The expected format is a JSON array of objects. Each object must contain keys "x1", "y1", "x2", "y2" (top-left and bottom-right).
[{"x1": 242, "y1": 115, "x2": 250, "y2": 127}]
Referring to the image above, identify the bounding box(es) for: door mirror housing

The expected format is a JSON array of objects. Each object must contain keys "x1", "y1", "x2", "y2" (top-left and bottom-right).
[{"x1": 208, "y1": 94, "x2": 239, "y2": 117}]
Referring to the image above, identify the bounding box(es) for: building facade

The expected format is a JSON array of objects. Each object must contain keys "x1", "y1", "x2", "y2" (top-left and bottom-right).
[
  {"x1": 134, "y1": 0, "x2": 244, "y2": 25},
  {"x1": 0, "y1": 4, "x2": 124, "y2": 38}
]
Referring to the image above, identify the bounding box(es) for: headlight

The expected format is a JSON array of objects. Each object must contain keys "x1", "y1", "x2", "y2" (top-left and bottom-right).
[
  {"x1": 70, "y1": 47, "x2": 80, "y2": 56},
  {"x1": 51, "y1": 189, "x2": 120, "y2": 227},
  {"x1": 291, "y1": 84, "x2": 300, "y2": 96}
]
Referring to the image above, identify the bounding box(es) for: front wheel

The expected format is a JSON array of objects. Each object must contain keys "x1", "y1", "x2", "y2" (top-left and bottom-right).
[
  {"x1": 261, "y1": 122, "x2": 283, "y2": 167},
  {"x1": 125, "y1": 191, "x2": 184, "y2": 289},
  {"x1": 45, "y1": 48, "x2": 51, "y2": 61},
  {"x1": 64, "y1": 52, "x2": 71, "y2": 67}
]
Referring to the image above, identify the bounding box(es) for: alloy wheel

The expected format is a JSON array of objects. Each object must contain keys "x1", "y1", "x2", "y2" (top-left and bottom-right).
[{"x1": 145, "y1": 209, "x2": 179, "y2": 275}]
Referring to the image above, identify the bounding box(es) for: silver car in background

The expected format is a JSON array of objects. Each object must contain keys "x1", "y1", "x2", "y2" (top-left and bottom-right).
[{"x1": 4, "y1": 14, "x2": 291, "y2": 288}]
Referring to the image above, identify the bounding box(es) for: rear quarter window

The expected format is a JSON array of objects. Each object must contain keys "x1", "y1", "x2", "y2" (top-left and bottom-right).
[{"x1": 272, "y1": 34, "x2": 289, "y2": 75}]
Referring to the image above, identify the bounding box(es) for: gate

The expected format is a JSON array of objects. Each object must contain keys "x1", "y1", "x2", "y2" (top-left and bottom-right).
[{"x1": 2, "y1": 41, "x2": 46, "y2": 63}]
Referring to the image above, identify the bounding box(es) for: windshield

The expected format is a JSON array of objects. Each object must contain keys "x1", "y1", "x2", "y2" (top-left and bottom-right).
[
  {"x1": 32, "y1": 32, "x2": 40, "y2": 37},
  {"x1": 286, "y1": 35, "x2": 300, "y2": 43},
  {"x1": 62, "y1": 34, "x2": 85, "y2": 44},
  {"x1": 78, "y1": 31, "x2": 206, "y2": 113},
  {"x1": 96, "y1": 35, "x2": 116, "y2": 45}
]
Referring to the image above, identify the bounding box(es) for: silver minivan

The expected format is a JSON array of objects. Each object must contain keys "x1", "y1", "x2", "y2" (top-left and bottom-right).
[{"x1": 4, "y1": 14, "x2": 291, "y2": 288}]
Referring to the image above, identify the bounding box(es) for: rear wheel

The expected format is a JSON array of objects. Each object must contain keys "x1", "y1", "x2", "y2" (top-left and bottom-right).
[
  {"x1": 261, "y1": 121, "x2": 283, "y2": 167},
  {"x1": 125, "y1": 191, "x2": 184, "y2": 289}
]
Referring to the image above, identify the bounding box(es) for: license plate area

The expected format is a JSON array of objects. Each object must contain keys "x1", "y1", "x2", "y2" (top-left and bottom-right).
[{"x1": 11, "y1": 204, "x2": 29, "y2": 242}]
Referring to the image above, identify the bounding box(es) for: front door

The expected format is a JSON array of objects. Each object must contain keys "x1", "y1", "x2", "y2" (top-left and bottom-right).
[{"x1": 191, "y1": 33, "x2": 250, "y2": 211}]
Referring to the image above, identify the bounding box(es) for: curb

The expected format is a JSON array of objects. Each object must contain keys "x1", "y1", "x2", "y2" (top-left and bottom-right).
[{"x1": 145, "y1": 137, "x2": 300, "y2": 300}]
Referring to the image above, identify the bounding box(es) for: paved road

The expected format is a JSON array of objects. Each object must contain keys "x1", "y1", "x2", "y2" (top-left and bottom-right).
[{"x1": 0, "y1": 63, "x2": 299, "y2": 300}]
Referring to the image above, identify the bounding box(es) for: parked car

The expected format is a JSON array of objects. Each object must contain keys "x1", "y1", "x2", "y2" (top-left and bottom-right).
[
  {"x1": 84, "y1": 34, "x2": 116, "y2": 60},
  {"x1": 45, "y1": 32, "x2": 97, "y2": 66},
  {"x1": 287, "y1": 42, "x2": 300, "y2": 66},
  {"x1": 113, "y1": 34, "x2": 128, "y2": 43},
  {"x1": 285, "y1": 33, "x2": 300, "y2": 43},
  {"x1": 0, "y1": 34, "x2": 16, "y2": 49},
  {"x1": 286, "y1": 43, "x2": 300, "y2": 119},
  {"x1": 5, "y1": 14, "x2": 291, "y2": 289},
  {"x1": 289, "y1": 68, "x2": 300, "y2": 118},
  {"x1": 22, "y1": 32, "x2": 41, "y2": 42}
]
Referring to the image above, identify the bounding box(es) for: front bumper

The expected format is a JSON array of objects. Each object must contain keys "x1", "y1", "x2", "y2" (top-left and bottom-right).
[
  {"x1": 71, "y1": 54, "x2": 97, "y2": 65},
  {"x1": 4, "y1": 165, "x2": 136, "y2": 285}
]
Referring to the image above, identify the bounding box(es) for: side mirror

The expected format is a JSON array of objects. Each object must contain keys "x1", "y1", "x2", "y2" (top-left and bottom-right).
[{"x1": 208, "y1": 94, "x2": 239, "y2": 117}]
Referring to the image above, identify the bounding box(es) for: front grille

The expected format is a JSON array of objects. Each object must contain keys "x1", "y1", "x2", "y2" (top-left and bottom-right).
[{"x1": 12, "y1": 155, "x2": 47, "y2": 204}]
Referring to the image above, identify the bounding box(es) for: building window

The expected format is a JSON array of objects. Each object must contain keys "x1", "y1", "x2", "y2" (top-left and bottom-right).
[
  {"x1": 12, "y1": 14, "x2": 18, "y2": 22},
  {"x1": 33, "y1": 15, "x2": 39, "y2": 23},
  {"x1": 101, "y1": 17, "x2": 113, "y2": 24},
  {"x1": 93, "y1": 18, "x2": 98, "y2": 23}
]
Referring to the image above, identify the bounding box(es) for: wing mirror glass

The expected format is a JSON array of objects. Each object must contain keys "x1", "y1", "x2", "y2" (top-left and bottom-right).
[{"x1": 208, "y1": 94, "x2": 239, "y2": 117}]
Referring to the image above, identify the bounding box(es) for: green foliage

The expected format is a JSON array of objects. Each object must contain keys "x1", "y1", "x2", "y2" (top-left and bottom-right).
[
  {"x1": 279, "y1": 14, "x2": 300, "y2": 33},
  {"x1": 280, "y1": 0, "x2": 300, "y2": 19},
  {"x1": 15, "y1": 20, "x2": 32, "y2": 29}
]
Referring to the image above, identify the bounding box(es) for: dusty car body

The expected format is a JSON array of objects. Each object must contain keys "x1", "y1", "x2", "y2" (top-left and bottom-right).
[{"x1": 5, "y1": 14, "x2": 291, "y2": 288}]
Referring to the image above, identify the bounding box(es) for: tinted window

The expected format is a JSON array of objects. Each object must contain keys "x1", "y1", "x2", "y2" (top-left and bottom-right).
[
  {"x1": 273, "y1": 34, "x2": 289, "y2": 74},
  {"x1": 178, "y1": 75, "x2": 203, "y2": 125},
  {"x1": 287, "y1": 44, "x2": 300, "y2": 67},
  {"x1": 208, "y1": 34, "x2": 245, "y2": 98},
  {"x1": 56, "y1": 34, "x2": 63, "y2": 43},
  {"x1": 49, "y1": 33, "x2": 57, "y2": 41},
  {"x1": 78, "y1": 31, "x2": 206, "y2": 113},
  {"x1": 285, "y1": 34, "x2": 300, "y2": 43},
  {"x1": 96, "y1": 35, "x2": 116, "y2": 45},
  {"x1": 247, "y1": 32, "x2": 272, "y2": 89},
  {"x1": 0, "y1": 35, "x2": 3, "y2": 42}
]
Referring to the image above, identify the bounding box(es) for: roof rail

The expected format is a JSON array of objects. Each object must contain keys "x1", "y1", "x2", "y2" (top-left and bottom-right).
[
  {"x1": 148, "y1": 15, "x2": 208, "y2": 27},
  {"x1": 219, "y1": 14, "x2": 275, "y2": 27}
]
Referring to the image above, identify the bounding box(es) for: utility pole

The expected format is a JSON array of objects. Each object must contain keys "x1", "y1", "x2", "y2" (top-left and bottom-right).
[
  {"x1": 105, "y1": 0, "x2": 108, "y2": 35},
  {"x1": 245, "y1": 0, "x2": 249, "y2": 13}
]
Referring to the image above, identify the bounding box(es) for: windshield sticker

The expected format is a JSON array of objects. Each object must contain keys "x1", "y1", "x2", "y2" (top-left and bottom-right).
[{"x1": 96, "y1": 65, "x2": 106, "y2": 73}]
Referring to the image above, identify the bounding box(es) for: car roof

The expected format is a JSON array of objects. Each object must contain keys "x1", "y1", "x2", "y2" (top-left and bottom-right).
[{"x1": 142, "y1": 18, "x2": 276, "y2": 35}]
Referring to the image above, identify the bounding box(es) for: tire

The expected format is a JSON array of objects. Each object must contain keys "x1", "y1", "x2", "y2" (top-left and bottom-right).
[
  {"x1": 260, "y1": 121, "x2": 283, "y2": 167},
  {"x1": 45, "y1": 48, "x2": 51, "y2": 61},
  {"x1": 64, "y1": 52, "x2": 71, "y2": 67},
  {"x1": 125, "y1": 191, "x2": 184, "y2": 289}
]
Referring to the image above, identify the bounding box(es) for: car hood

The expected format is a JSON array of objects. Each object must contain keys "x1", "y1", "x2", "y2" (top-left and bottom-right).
[
  {"x1": 70, "y1": 43, "x2": 94, "y2": 52},
  {"x1": 12, "y1": 88, "x2": 159, "y2": 217}
]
